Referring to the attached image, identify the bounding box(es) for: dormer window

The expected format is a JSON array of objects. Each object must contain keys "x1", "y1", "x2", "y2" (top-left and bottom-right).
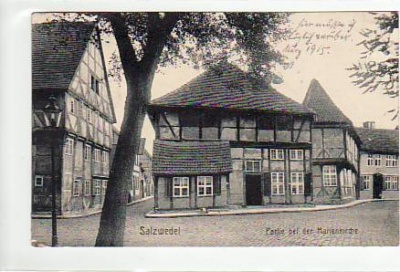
[{"x1": 91, "y1": 75, "x2": 100, "y2": 94}]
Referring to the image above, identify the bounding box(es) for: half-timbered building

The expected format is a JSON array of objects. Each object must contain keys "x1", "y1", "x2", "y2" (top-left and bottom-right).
[
  {"x1": 355, "y1": 122, "x2": 399, "y2": 199},
  {"x1": 303, "y1": 79, "x2": 361, "y2": 204},
  {"x1": 148, "y1": 63, "x2": 315, "y2": 210},
  {"x1": 32, "y1": 22, "x2": 116, "y2": 215}
]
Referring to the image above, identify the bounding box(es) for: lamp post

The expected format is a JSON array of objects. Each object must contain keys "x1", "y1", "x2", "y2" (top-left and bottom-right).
[{"x1": 43, "y1": 94, "x2": 62, "y2": 247}]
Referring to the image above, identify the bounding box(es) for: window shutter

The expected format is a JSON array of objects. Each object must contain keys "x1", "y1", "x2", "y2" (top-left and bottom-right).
[
  {"x1": 165, "y1": 178, "x2": 172, "y2": 197},
  {"x1": 304, "y1": 173, "x2": 312, "y2": 196},
  {"x1": 263, "y1": 172, "x2": 271, "y2": 196},
  {"x1": 213, "y1": 176, "x2": 221, "y2": 196}
]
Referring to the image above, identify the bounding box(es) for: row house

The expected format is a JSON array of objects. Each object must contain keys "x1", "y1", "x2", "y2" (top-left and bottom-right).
[
  {"x1": 148, "y1": 63, "x2": 315, "y2": 209},
  {"x1": 32, "y1": 22, "x2": 116, "y2": 215},
  {"x1": 303, "y1": 79, "x2": 362, "y2": 204},
  {"x1": 111, "y1": 128, "x2": 153, "y2": 203},
  {"x1": 355, "y1": 122, "x2": 399, "y2": 199}
]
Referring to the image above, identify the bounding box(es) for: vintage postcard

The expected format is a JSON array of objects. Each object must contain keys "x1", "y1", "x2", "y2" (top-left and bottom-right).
[{"x1": 2, "y1": 2, "x2": 400, "y2": 271}]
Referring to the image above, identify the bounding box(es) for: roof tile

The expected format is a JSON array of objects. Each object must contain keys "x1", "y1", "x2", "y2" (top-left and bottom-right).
[{"x1": 355, "y1": 127, "x2": 399, "y2": 154}]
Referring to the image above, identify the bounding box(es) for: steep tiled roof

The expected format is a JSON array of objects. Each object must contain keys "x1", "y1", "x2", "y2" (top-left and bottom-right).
[
  {"x1": 355, "y1": 127, "x2": 399, "y2": 154},
  {"x1": 152, "y1": 140, "x2": 232, "y2": 175},
  {"x1": 303, "y1": 79, "x2": 352, "y2": 124},
  {"x1": 32, "y1": 22, "x2": 95, "y2": 90},
  {"x1": 150, "y1": 63, "x2": 314, "y2": 115}
]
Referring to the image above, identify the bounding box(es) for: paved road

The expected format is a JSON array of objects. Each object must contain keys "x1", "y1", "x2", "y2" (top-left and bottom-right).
[{"x1": 31, "y1": 200, "x2": 399, "y2": 247}]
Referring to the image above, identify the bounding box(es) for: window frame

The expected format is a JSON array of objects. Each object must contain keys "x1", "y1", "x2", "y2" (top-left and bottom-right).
[
  {"x1": 34, "y1": 175, "x2": 44, "y2": 187},
  {"x1": 290, "y1": 172, "x2": 304, "y2": 195},
  {"x1": 385, "y1": 155, "x2": 398, "y2": 167},
  {"x1": 323, "y1": 165, "x2": 337, "y2": 186},
  {"x1": 101, "y1": 150, "x2": 107, "y2": 165},
  {"x1": 271, "y1": 172, "x2": 285, "y2": 196},
  {"x1": 366, "y1": 154, "x2": 374, "y2": 166},
  {"x1": 72, "y1": 179, "x2": 80, "y2": 196},
  {"x1": 384, "y1": 176, "x2": 399, "y2": 190},
  {"x1": 290, "y1": 149, "x2": 304, "y2": 161},
  {"x1": 172, "y1": 177, "x2": 189, "y2": 198},
  {"x1": 270, "y1": 149, "x2": 284, "y2": 160},
  {"x1": 65, "y1": 138, "x2": 74, "y2": 155},
  {"x1": 84, "y1": 179, "x2": 91, "y2": 196},
  {"x1": 362, "y1": 175, "x2": 371, "y2": 190},
  {"x1": 84, "y1": 144, "x2": 91, "y2": 161},
  {"x1": 197, "y1": 176, "x2": 213, "y2": 196},
  {"x1": 244, "y1": 160, "x2": 262, "y2": 173},
  {"x1": 94, "y1": 149, "x2": 101, "y2": 163}
]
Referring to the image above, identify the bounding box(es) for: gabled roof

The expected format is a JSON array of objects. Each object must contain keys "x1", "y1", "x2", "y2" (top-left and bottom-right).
[
  {"x1": 355, "y1": 127, "x2": 399, "y2": 154},
  {"x1": 150, "y1": 63, "x2": 314, "y2": 116},
  {"x1": 32, "y1": 22, "x2": 95, "y2": 90},
  {"x1": 303, "y1": 79, "x2": 352, "y2": 125},
  {"x1": 152, "y1": 140, "x2": 232, "y2": 175}
]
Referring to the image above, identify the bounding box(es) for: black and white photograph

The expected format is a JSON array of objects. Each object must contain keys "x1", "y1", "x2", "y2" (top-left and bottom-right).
[
  {"x1": 30, "y1": 11, "x2": 399, "y2": 248},
  {"x1": 1, "y1": 2, "x2": 400, "y2": 271}
]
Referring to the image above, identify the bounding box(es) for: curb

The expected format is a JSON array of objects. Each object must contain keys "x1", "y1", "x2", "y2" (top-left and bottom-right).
[
  {"x1": 145, "y1": 198, "x2": 399, "y2": 218},
  {"x1": 32, "y1": 196, "x2": 154, "y2": 219}
]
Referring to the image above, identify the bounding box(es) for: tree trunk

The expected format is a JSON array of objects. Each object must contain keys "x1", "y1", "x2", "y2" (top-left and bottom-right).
[{"x1": 95, "y1": 71, "x2": 149, "y2": 246}]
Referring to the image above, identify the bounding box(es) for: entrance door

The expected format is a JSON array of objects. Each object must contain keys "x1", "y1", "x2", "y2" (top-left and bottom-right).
[
  {"x1": 246, "y1": 175, "x2": 262, "y2": 205},
  {"x1": 373, "y1": 173, "x2": 383, "y2": 199}
]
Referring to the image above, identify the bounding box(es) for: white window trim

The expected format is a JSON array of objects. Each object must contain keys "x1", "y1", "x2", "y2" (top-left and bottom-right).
[
  {"x1": 84, "y1": 180, "x2": 91, "y2": 196},
  {"x1": 245, "y1": 160, "x2": 261, "y2": 173},
  {"x1": 197, "y1": 176, "x2": 213, "y2": 196},
  {"x1": 65, "y1": 138, "x2": 74, "y2": 155},
  {"x1": 173, "y1": 177, "x2": 189, "y2": 197},
  {"x1": 290, "y1": 172, "x2": 304, "y2": 195},
  {"x1": 102, "y1": 151, "x2": 107, "y2": 164},
  {"x1": 290, "y1": 149, "x2": 304, "y2": 161},
  {"x1": 271, "y1": 172, "x2": 285, "y2": 196},
  {"x1": 323, "y1": 165, "x2": 337, "y2": 186},
  {"x1": 94, "y1": 180, "x2": 102, "y2": 195},
  {"x1": 362, "y1": 175, "x2": 371, "y2": 190},
  {"x1": 385, "y1": 155, "x2": 398, "y2": 167},
  {"x1": 384, "y1": 176, "x2": 399, "y2": 191},
  {"x1": 270, "y1": 149, "x2": 284, "y2": 160},
  {"x1": 73, "y1": 179, "x2": 80, "y2": 196},
  {"x1": 366, "y1": 154, "x2": 374, "y2": 166},
  {"x1": 374, "y1": 155, "x2": 382, "y2": 166},
  {"x1": 84, "y1": 144, "x2": 91, "y2": 161},
  {"x1": 102, "y1": 180, "x2": 107, "y2": 195},
  {"x1": 35, "y1": 175, "x2": 44, "y2": 187},
  {"x1": 94, "y1": 149, "x2": 101, "y2": 163}
]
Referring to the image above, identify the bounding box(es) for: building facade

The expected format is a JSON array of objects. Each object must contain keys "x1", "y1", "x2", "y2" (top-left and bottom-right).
[
  {"x1": 303, "y1": 79, "x2": 361, "y2": 204},
  {"x1": 148, "y1": 63, "x2": 315, "y2": 210},
  {"x1": 356, "y1": 122, "x2": 399, "y2": 199},
  {"x1": 32, "y1": 22, "x2": 116, "y2": 215}
]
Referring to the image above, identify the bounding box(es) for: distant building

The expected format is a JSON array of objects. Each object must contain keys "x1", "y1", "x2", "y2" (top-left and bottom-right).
[
  {"x1": 355, "y1": 124, "x2": 399, "y2": 199},
  {"x1": 148, "y1": 63, "x2": 315, "y2": 209},
  {"x1": 303, "y1": 79, "x2": 362, "y2": 204},
  {"x1": 32, "y1": 22, "x2": 116, "y2": 215},
  {"x1": 110, "y1": 128, "x2": 153, "y2": 203}
]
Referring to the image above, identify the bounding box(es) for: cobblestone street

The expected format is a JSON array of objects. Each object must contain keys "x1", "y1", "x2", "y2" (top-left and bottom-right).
[{"x1": 31, "y1": 200, "x2": 399, "y2": 247}]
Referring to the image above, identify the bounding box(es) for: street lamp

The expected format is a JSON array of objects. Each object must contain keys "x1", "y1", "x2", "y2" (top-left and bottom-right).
[{"x1": 43, "y1": 94, "x2": 62, "y2": 247}]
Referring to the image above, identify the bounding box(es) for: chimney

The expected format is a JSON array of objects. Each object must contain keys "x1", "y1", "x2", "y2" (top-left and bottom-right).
[{"x1": 363, "y1": 121, "x2": 375, "y2": 129}]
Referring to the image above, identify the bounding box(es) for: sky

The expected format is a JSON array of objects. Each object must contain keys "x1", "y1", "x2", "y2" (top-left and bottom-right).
[{"x1": 33, "y1": 12, "x2": 399, "y2": 154}]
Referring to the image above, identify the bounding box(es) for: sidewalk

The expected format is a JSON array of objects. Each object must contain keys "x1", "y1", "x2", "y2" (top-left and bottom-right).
[
  {"x1": 145, "y1": 198, "x2": 399, "y2": 218},
  {"x1": 32, "y1": 196, "x2": 153, "y2": 219}
]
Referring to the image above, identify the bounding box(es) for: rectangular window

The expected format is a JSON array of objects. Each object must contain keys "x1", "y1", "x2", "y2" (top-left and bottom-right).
[
  {"x1": 271, "y1": 172, "x2": 285, "y2": 196},
  {"x1": 197, "y1": 176, "x2": 213, "y2": 196},
  {"x1": 290, "y1": 149, "x2": 304, "y2": 161},
  {"x1": 94, "y1": 149, "x2": 101, "y2": 163},
  {"x1": 73, "y1": 179, "x2": 80, "y2": 196},
  {"x1": 385, "y1": 155, "x2": 398, "y2": 167},
  {"x1": 173, "y1": 177, "x2": 189, "y2": 197},
  {"x1": 323, "y1": 165, "x2": 337, "y2": 186},
  {"x1": 290, "y1": 172, "x2": 304, "y2": 195},
  {"x1": 94, "y1": 180, "x2": 101, "y2": 195},
  {"x1": 375, "y1": 155, "x2": 382, "y2": 166},
  {"x1": 102, "y1": 151, "x2": 107, "y2": 164},
  {"x1": 34, "y1": 175, "x2": 44, "y2": 187},
  {"x1": 84, "y1": 144, "x2": 91, "y2": 161},
  {"x1": 362, "y1": 175, "x2": 371, "y2": 190},
  {"x1": 245, "y1": 160, "x2": 261, "y2": 173},
  {"x1": 270, "y1": 149, "x2": 284, "y2": 160},
  {"x1": 86, "y1": 108, "x2": 92, "y2": 123},
  {"x1": 367, "y1": 154, "x2": 374, "y2": 166},
  {"x1": 91, "y1": 75, "x2": 100, "y2": 94},
  {"x1": 65, "y1": 138, "x2": 74, "y2": 155},
  {"x1": 384, "y1": 176, "x2": 399, "y2": 190},
  {"x1": 84, "y1": 180, "x2": 91, "y2": 196}
]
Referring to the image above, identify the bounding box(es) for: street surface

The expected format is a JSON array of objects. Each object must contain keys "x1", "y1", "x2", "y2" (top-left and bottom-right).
[{"x1": 31, "y1": 200, "x2": 399, "y2": 246}]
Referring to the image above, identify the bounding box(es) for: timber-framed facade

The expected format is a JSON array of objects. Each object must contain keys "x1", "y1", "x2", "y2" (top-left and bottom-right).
[{"x1": 148, "y1": 63, "x2": 315, "y2": 209}]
